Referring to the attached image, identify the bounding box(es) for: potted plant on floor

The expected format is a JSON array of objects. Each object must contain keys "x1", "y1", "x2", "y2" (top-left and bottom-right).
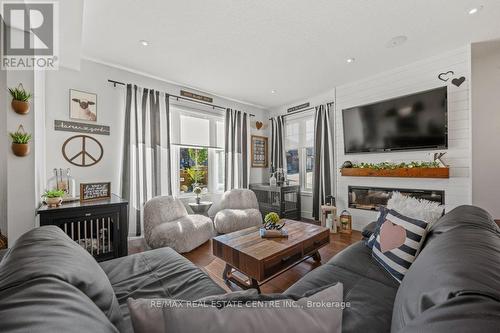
[
  {"x1": 9, "y1": 125, "x2": 32, "y2": 157},
  {"x1": 9, "y1": 83, "x2": 32, "y2": 114},
  {"x1": 42, "y1": 189, "x2": 66, "y2": 208}
]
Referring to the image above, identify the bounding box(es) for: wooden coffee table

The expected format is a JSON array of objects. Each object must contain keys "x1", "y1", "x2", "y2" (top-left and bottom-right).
[{"x1": 212, "y1": 220, "x2": 330, "y2": 293}]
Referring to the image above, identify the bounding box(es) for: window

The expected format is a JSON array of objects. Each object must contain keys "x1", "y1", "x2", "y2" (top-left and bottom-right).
[
  {"x1": 171, "y1": 106, "x2": 225, "y2": 195},
  {"x1": 285, "y1": 113, "x2": 315, "y2": 192}
]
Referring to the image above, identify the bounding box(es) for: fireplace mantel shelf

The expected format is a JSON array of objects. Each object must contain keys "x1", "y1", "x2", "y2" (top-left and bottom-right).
[{"x1": 340, "y1": 167, "x2": 449, "y2": 179}]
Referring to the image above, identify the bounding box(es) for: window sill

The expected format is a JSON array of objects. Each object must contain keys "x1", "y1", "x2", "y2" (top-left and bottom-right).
[
  {"x1": 177, "y1": 192, "x2": 223, "y2": 199},
  {"x1": 300, "y1": 191, "x2": 313, "y2": 197}
]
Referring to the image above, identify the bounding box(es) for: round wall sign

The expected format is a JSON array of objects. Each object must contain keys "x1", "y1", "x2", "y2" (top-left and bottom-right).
[{"x1": 62, "y1": 135, "x2": 103, "y2": 167}]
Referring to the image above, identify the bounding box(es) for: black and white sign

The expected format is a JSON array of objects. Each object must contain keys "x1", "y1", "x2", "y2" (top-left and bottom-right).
[
  {"x1": 55, "y1": 120, "x2": 110, "y2": 136},
  {"x1": 80, "y1": 182, "x2": 111, "y2": 202},
  {"x1": 287, "y1": 102, "x2": 310, "y2": 113}
]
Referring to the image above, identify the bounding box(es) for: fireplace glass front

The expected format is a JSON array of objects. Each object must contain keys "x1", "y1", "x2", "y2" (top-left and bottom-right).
[{"x1": 348, "y1": 186, "x2": 445, "y2": 211}]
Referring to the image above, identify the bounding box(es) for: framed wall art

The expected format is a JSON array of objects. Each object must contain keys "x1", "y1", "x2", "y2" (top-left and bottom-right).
[
  {"x1": 70, "y1": 89, "x2": 97, "y2": 122},
  {"x1": 251, "y1": 135, "x2": 268, "y2": 168}
]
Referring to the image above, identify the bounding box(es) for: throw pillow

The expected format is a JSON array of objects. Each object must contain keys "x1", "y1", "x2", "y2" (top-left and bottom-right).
[
  {"x1": 128, "y1": 283, "x2": 344, "y2": 333},
  {"x1": 365, "y1": 206, "x2": 388, "y2": 249},
  {"x1": 372, "y1": 209, "x2": 429, "y2": 283},
  {"x1": 387, "y1": 191, "x2": 444, "y2": 227}
]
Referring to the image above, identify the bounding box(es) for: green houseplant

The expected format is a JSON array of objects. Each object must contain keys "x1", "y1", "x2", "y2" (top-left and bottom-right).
[
  {"x1": 9, "y1": 125, "x2": 32, "y2": 157},
  {"x1": 9, "y1": 83, "x2": 32, "y2": 114},
  {"x1": 42, "y1": 189, "x2": 65, "y2": 207},
  {"x1": 263, "y1": 212, "x2": 284, "y2": 230}
]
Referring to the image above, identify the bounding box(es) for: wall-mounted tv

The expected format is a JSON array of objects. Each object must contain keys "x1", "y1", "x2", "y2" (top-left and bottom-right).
[{"x1": 342, "y1": 87, "x2": 448, "y2": 154}]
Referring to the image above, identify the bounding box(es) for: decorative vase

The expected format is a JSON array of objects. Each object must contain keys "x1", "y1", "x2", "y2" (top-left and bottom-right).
[
  {"x1": 45, "y1": 197, "x2": 63, "y2": 208},
  {"x1": 269, "y1": 174, "x2": 277, "y2": 187},
  {"x1": 11, "y1": 100, "x2": 30, "y2": 114},
  {"x1": 11, "y1": 143, "x2": 30, "y2": 157}
]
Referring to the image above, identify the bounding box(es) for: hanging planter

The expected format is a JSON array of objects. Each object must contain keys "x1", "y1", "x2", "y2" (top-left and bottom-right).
[
  {"x1": 9, "y1": 83, "x2": 32, "y2": 114},
  {"x1": 9, "y1": 125, "x2": 32, "y2": 157}
]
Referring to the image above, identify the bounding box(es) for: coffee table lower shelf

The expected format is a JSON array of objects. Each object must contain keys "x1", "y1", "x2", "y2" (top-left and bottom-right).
[{"x1": 222, "y1": 251, "x2": 322, "y2": 293}]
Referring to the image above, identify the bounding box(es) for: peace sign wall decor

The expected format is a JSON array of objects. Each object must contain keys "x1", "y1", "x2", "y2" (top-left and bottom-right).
[{"x1": 62, "y1": 135, "x2": 103, "y2": 167}]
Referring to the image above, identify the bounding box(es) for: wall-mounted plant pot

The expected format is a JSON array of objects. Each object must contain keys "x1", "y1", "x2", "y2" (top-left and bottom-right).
[
  {"x1": 11, "y1": 99, "x2": 30, "y2": 114},
  {"x1": 11, "y1": 143, "x2": 30, "y2": 157}
]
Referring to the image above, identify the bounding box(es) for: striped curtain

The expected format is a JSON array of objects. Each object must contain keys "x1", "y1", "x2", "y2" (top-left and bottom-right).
[
  {"x1": 121, "y1": 84, "x2": 172, "y2": 236},
  {"x1": 270, "y1": 116, "x2": 286, "y2": 171},
  {"x1": 312, "y1": 103, "x2": 335, "y2": 220},
  {"x1": 224, "y1": 109, "x2": 249, "y2": 190}
]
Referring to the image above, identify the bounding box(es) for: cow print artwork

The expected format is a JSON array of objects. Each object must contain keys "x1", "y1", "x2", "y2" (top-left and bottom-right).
[{"x1": 70, "y1": 89, "x2": 97, "y2": 122}]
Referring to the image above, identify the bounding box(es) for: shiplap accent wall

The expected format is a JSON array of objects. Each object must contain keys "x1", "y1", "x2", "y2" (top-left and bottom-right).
[{"x1": 335, "y1": 46, "x2": 472, "y2": 230}]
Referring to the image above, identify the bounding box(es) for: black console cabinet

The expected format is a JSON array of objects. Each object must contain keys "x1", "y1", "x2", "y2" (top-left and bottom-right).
[
  {"x1": 250, "y1": 183, "x2": 301, "y2": 220},
  {"x1": 37, "y1": 194, "x2": 128, "y2": 261}
]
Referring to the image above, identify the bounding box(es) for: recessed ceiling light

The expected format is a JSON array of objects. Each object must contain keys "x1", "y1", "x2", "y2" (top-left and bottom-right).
[
  {"x1": 139, "y1": 40, "x2": 149, "y2": 46},
  {"x1": 468, "y1": 5, "x2": 483, "y2": 15},
  {"x1": 386, "y1": 35, "x2": 407, "y2": 48},
  {"x1": 271, "y1": 90, "x2": 276, "y2": 94},
  {"x1": 346, "y1": 57, "x2": 355, "y2": 63}
]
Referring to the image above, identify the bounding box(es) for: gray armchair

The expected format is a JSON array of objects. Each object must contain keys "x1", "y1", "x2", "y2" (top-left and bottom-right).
[
  {"x1": 144, "y1": 196, "x2": 215, "y2": 253},
  {"x1": 213, "y1": 189, "x2": 263, "y2": 234}
]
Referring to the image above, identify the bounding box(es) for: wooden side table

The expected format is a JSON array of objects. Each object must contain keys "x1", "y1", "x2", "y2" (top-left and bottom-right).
[{"x1": 321, "y1": 205, "x2": 337, "y2": 233}]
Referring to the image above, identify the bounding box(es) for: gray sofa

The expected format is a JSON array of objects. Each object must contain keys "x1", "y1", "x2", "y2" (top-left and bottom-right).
[
  {"x1": 0, "y1": 205, "x2": 499, "y2": 332},
  {"x1": 285, "y1": 205, "x2": 500, "y2": 332},
  {"x1": 0, "y1": 226, "x2": 225, "y2": 333}
]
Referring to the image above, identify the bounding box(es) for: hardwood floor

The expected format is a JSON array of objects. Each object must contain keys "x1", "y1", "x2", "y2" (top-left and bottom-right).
[{"x1": 129, "y1": 229, "x2": 362, "y2": 294}]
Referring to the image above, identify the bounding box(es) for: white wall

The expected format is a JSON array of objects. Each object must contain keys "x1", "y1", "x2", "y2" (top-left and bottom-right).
[
  {"x1": 4, "y1": 70, "x2": 38, "y2": 244},
  {"x1": 0, "y1": 69, "x2": 7, "y2": 236},
  {"x1": 471, "y1": 40, "x2": 500, "y2": 219},
  {"x1": 335, "y1": 46, "x2": 472, "y2": 230},
  {"x1": 45, "y1": 59, "x2": 270, "y2": 219},
  {"x1": 269, "y1": 89, "x2": 335, "y2": 219}
]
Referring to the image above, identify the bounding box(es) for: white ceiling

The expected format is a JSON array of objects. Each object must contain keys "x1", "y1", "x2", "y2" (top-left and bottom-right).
[{"x1": 82, "y1": 0, "x2": 500, "y2": 108}]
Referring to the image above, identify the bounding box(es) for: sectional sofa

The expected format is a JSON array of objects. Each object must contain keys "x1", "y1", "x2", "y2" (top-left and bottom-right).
[{"x1": 0, "y1": 205, "x2": 499, "y2": 332}]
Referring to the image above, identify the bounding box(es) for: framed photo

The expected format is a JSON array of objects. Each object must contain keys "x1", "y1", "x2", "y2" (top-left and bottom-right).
[
  {"x1": 251, "y1": 135, "x2": 268, "y2": 168},
  {"x1": 70, "y1": 89, "x2": 97, "y2": 122}
]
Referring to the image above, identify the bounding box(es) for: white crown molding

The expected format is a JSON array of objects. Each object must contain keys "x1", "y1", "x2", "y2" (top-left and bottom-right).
[{"x1": 81, "y1": 55, "x2": 268, "y2": 111}]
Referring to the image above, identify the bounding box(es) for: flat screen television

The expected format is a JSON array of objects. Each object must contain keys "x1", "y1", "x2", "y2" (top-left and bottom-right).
[{"x1": 342, "y1": 87, "x2": 448, "y2": 154}]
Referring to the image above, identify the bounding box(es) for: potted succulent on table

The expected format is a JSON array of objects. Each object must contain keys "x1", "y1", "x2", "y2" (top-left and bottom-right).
[
  {"x1": 42, "y1": 189, "x2": 66, "y2": 208},
  {"x1": 9, "y1": 125, "x2": 32, "y2": 157},
  {"x1": 193, "y1": 186, "x2": 202, "y2": 204},
  {"x1": 9, "y1": 83, "x2": 32, "y2": 114},
  {"x1": 260, "y1": 212, "x2": 287, "y2": 238}
]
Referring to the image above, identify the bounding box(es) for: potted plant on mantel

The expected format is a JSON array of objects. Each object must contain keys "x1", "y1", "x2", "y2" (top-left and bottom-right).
[
  {"x1": 9, "y1": 83, "x2": 32, "y2": 114},
  {"x1": 42, "y1": 189, "x2": 66, "y2": 208},
  {"x1": 9, "y1": 125, "x2": 32, "y2": 157}
]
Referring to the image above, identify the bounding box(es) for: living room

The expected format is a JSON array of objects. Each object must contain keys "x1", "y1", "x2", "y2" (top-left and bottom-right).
[{"x1": 1, "y1": 1, "x2": 499, "y2": 332}]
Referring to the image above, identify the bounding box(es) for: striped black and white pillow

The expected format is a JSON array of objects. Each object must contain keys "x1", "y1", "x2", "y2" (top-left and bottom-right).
[
  {"x1": 366, "y1": 206, "x2": 389, "y2": 249},
  {"x1": 371, "y1": 209, "x2": 429, "y2": 283}
]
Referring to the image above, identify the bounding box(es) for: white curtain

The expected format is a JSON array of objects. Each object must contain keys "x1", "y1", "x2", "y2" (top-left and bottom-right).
[{"x1": 121, "y1": 84, "x2": 172, "y2": 236}]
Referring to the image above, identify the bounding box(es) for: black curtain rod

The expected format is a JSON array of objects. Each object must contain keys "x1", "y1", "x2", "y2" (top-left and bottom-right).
[
  {"x1": 269, "y1": 101, "x2": 334, "y2": 120},
  {"x1": 108, "y1": 79, "x2": 255, "y2": 117}
]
